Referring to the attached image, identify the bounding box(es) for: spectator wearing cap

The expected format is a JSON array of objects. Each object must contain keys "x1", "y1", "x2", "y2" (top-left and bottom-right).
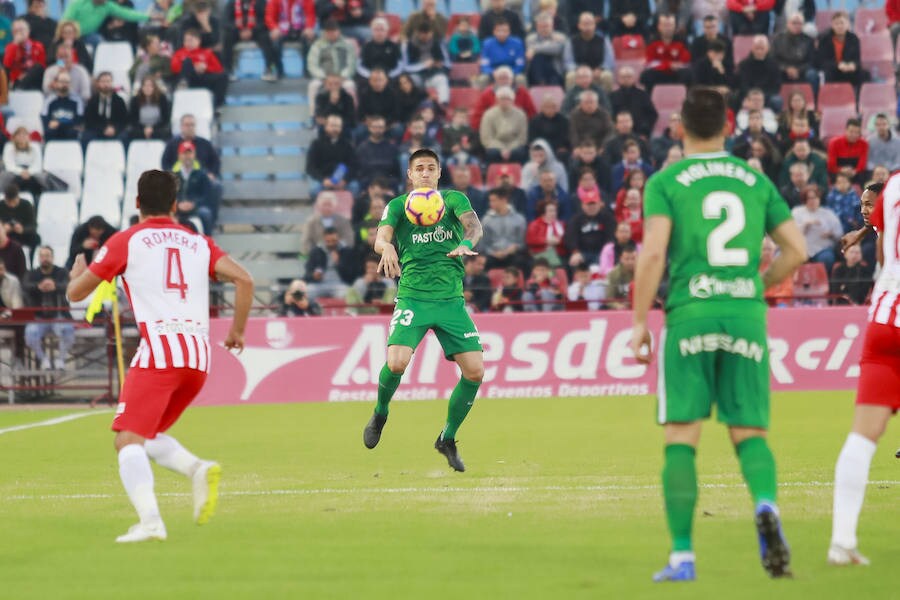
[
  {"x1": 609, "y1": 66, "x2": 656, "y2": 139},
  {"x1": 639, "y1": 13, "x2": 691, "y2": 93},
  {"x1": 479, "y1": 18, "x2": 525, "y2": 82},
  {"x1": 470, "y1": 66, "x2": 536, "y2": 131},
  {"x1": 172, "y1": 140, "x2": 216, "y2": 233},
  {"x1": 162, "y1": 113, "x2": 221, "y2": 177},
  {"x1": 41, "y1": 43, "x2": 90, "y2": 102},
  {"x1": 401, "y1": 21, "x2": 450, "y2": 105},
  {"x1": 479, "y1": 0, "x2": 526, "y2": 41},
  {"x1": 568, "y1": 89, "x2": 612, "y2": 150},
  {"x1": 23, "y1": 0, "x2": 57, "y2": 52},
  {"x1": 171, "y1": 28, "x2": 228, "y2": 106},
  {"x1": 817, "y1": 12, "x2": 866, "y2": 89},
  {"x1": 480, "y1": 186, "x2": 528, "y2": 272},
  {"x1": 563, "y1": 178, "x2": 616, "y2": 268},
  {"x1": 562, "y1": 11, "x2": 615, "y2": 91},
  {"x1": 82, "y1": 71, "x2": 129, "y2": 146},
  {"x1": 65, "y1": 215, "x2": 115, "y2": 269},
  {"x1": 5, "y1": 19, "x2": 45, "y2": 90},
  {"x1": 40, "y1": 70, "x2": 83, "y2": 141},
  {"x1": 690, "y1": 14, "x2": 734, "y2": 73},
  {"x1": 0, "y1": 183, "x2": 39, "y2": 252},
  {"x1": 727, "y1": 0, "x2": 773, "y2": 35},
  {"x1": 827, "y1": 118, "x2": 869, "y2": 183},
  {"x1": 223, "y1": 0, "x2": 280, "y2": 81},
  {"x1": 529, "y1": 95, "x2": 571, "y2": 163},
  {"x1": 480, "y1": 86, "x2": 528, "y2": 165},
  {"x1": 771, "y1": 12, "x2": 817, "y2": 92},
  {"x1": 736, "y1": 35, "x2": 782, "y2": 112}
]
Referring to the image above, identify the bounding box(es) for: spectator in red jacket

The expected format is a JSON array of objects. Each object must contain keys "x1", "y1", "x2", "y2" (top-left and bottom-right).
[
  {"x1": 265, "y1": 0, "x2": 316, "y2": 78},
  {"x1": 4, "y1": 19, "x2": 45, "y2": 90},
  {"x1": 727, "y1": 0, "x2": 774, "y2": 35},
  {"x1": 525, "y1": 199, "x2": 566, "y2": 264},
  {"x1": 827, "y1": 118, "x2": 869, "y2": 184},
  {"x1": 470, "y1": 65, "x2": 536, "y2": 131},
  {"x1": 639, "y1": 14, "x2": 691, "y2": 92},
  {"x1": 171, "y1": 28, "x2": 227, "y2": 106}
]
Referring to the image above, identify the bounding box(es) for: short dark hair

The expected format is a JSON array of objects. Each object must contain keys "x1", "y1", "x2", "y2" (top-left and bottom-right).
[
  {"x1": 846, "y1": 118, "x2": 861, "y2": 129},
  {"x1": 137, "y1": 170, "x2": 177, "y2": 216},
  {"x1": 707, "y1": 39, "x2": 726, "y2": 53},
  {"x1": 416, "y1": 21, "x2": 432, "y2": 33},
  {"x1": 834, "y1": 171, "x2": 851, "y2": 183},
  {"x1": 681, "y1": 87, "x2": 727, "y2": 141},
  {"x1": 323, "y1": 226, "x2": 339, "y2": 236},
  {"x1": 365, "y1": 253, "x2": 380, "y2": 265},
  {"x1": 573, "y1": 262, "x2": 590, "y2": 273},
  {"x1": 369, "y1": 176, "x2": 391, "y2": 190},
  {"x1": 139, "y1": 33, "x2": 158, "y2": 51},
  {"x1": 615, "y1": 110, "x2": 633, "y2": 120},
  {"x1": 4, "y1": 183, "x2": 19, "y2": 199},
  {"x1": 533, "y1": 257, "x2": 551, "y2": 269},
  {"x1": 488, "y1": 186, "x2": 509, "y2": 200},
  {"x1": 702, "y1": 14, "x2": 717, "y2": 22},
  {"x1": 39, "y1": 245, "x2": 53, "y2": 255},
  {"x1": 86, "y1": 215, "x2": 109, "y2": 230},
  {"x1": 620, "y1": 241, "x2": 638, "y2": 254},
  {"x1": 183, "y1": 28, "x2": 202, "y2": 40},
  {"x1": 408, "y1": 148, "x2": 440, "y2": 168},
  {"x1": 865, "y1": 182, "x2": 885, "y2": 195},
  {"x1": 323, "y1": 18, "x2": 339, "y2": 31},
  {"x1": 504, "y1": 266, "x2": 520, "y2": 277},
  {"x1": 492, "y1": 17, "x2": 509, "y2": 28}
]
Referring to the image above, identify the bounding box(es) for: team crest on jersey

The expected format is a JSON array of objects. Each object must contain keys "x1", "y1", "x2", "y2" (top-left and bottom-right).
[
  {"x1": 94, "y1": 246, "x2": 108, "y2": 263},
  {"x1": 411, "y1": 225, "x2": 454, "y2": 244},
  {"x1": 689, "y1": 274, "x2": 756, "y2": 299}
]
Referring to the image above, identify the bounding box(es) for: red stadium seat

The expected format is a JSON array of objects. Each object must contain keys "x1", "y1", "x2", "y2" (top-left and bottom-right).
[
  {"x1": 792, "y1": 262, "x2": 829, "y2": 299},
  {"x1": 732, "y1": 35, "x2": 754, "y2": 63},
  {"x1": 612, "y1": 35, "x2": 645, "y2": 60},
  {"x1": 554, "y1": 268, "x2": 569, "y2": 290},
  {"x1": 317, "y1": 297, "x2": 349, "y2": 316},
  {"x1": 529, "y1": 85, "x2": 564, "y2": 109},
  {"x1": 447, "y1": 13, "x2": 480, "y2": 37},
  {"x1": 486, "y1": 163, "x2": 522, "y2": 188},
  {"x1": 819, "y1": 106, "x2": 858, "y2": 140},
  {"x1": 653, "y1": 107, "x2": 679, "y2": 137},
  {"x1": 854, "y1": 8, "x2": 888, "y2": 35},
  {"x1": 818, "y1": 82, "x2": 856, "y2": 110},
  {"x1": 861, "y1": 33, "x2": 894, "y2": 73},
  {"x1": 859, "y1": 82, "x2": 896, "y2": 114},
  {"x1": 449, "y1": 87, "x2": 481, "y2": 111},
  {"x1": 815, "y1": 10, "x2": 837, "y2": 33},
  {"x1": 780, "y1": 83, "x2": 815, "y2": 111},
  {"x1": 382, "y1": 13, "x2": 402, "y2": 41},
  {"x1": 487, "y1": 268, "x2": 524, "y2": 290},
  {"x1": 449, "y1": 62, "x2": 480, "y2": 86},
  {"x1": 650, "y1": 84, "x2": 686, "y2": 111},
  {"x1": 450, "y1": 164, "x2": 484, "y2": 188},
  {"x1": 614, "y1": 57, "x2": 647, "y2": 76}
]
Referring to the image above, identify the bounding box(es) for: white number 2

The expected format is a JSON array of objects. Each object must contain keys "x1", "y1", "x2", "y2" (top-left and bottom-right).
[
  {"x1": 391, "y1": 309, "x2": 414, "y2": 327},
  {"x1": 702, "y1": 192, "x2": 749, "y2": 267}
]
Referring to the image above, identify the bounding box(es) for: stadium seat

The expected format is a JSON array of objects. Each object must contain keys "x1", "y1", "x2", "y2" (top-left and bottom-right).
[
  {"x1": 126, "y1": 140, "x2": 166, "y2": 177},
  {"x1": 8, "y1": 90, "x2": 44, "y2": 120},
  {"x1": 85, "y1": 140, "x2": 126, "y2": 174},
  {"x1": 450, "y1": 164, "x2": 483, "y2": 188},
  {"x1": 554, "y1": 268, "x2": 569, "y2": 290},
  {"x1": 819, "y1": 106, "x2": 858, "y2": 140},
  {"x1": 171, "y1": 89, "x2": 214, "y2": 139},
  {"x1": 653, "y1": 107, "x2": 679, "y2": 137},
  {"x1": 43, "y1": 141, "x2": 84, "y2": 173},
  {"x1": 485, "y1": 163, "x2": 522, "y2": 188},
  {"x1": 317, "y1": 297, "x2": 349, "y2": 316},
  {"x1": 487, "y1": 267, "x2": 523, "y2": 290},
  {"x1": 317, "y1": 190, "x2": 353, "y2": 219},
  {"x1": 859, "y1": 82, "x2": 896, "y2": 114},
  {"x1": 529, "y1": 85, "x2": 564, "y2": 109},
  {"x1": 817, "y1": 82, "x2": 856, "y2": 110},
  {"x1": 384, "y1": 0, "x2": 414, "y2": 16},
  {"x1": 449, "y1": 87, "x2": 481, "y2": 111},
  {"x1": 84, "y1": 166, "x2": 125, "y2": 199},
  {"x1": 614, "y1": 57, "x2": 646, "y2": 73},
  {"x1": 780, "y1": 83, "x2": 815, "y2": 111},
  {"x1": 121, "y1": 174, "x2": 140, "y2": 227},
  {"x1": 651, "y1": 84, "x2": 686, "y2": 112},
  {"x1": 449, "y1": 0, "x2": 479, "y2": 13},
  {"x1": 37, "y1": 191, "x2": 78, "y2": 225},
  {"x1": 79, "y1": 184, "x2": 122, "y2": 226},
  {"x1": 382, "y1": 13, "x2": 402, "y2": 40},
  {"x1": 93, "y1": 42, "x2": 134, "y2": 74},
  {"x1": 792, "y1": 262, "x2": 829, "y2": 301},
  {"x1": 449, "y1": 62, "x2": 480, "y2": 86},
  {"x1": 854, "y1": 8, "x2": 888, "y2": 35},
  {"x1": 732, "y1": 35, "x2": 754, "y2": 63},
  {"x1": 447, "y1": 13, "x2": 480, "y2": 36},
  {"x1": 612, "y1": 35, "x2": 646, "y2": 60},
  {"x1": 861, "y1": 33, "x2": 894, "y2": 73},
  {"x1": 815, "y1": 10, "x2": 837, "y2": 33}
]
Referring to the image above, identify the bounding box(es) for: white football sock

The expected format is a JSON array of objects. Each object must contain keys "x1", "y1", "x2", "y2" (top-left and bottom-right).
[
  {"x1": 831, "y1": 432, "x2": 877, "y2": 549},
  {"x1": 118, "y1": 444, "x2": 162, "y2": 525},
  {"x1": 144, "y1": 433, "x2": 202, "y2": 478},
  {"x1": 669, "y1": 551, "x2": 695, "y2": 567}
]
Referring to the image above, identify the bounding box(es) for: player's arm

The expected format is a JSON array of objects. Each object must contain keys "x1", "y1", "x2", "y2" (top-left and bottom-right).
[
  {"x1": 447, "y1": 210, "x2": 482, "y2": 258},
  {"x1": 374, "y1": 223, "x2": 401, "y2": 278},
  {"x1": 213, "y1": 255, "x2": 254, "y2": 353},
  {"x1": 840, "y1": 225, "x2": 874, "y2": 254},
  {"x1": 763, "y1": 219, "x2": 806, "y2": 290},
  {"x1": 630, "y1": 215, "x2": 671, "y2": 365},
  {"x1": 66, "y1": 254, "x2": 105, "y2": 302}
]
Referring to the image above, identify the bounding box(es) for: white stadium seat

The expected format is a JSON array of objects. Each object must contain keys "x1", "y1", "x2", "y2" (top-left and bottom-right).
[
  {"x1": 79, "y1": 188, "x2": 122, "y2": 226},
  {"x1": 37, "y1": 191, "x2": 79, "y2": 263},
  {"x1": 126, "y1": 140, "x2": 166, "y2": 176},
  {"x1": 43, "y1": 141, "x2": 84, "y2": 173},
  {"x1": 120, "y1": 173, "x2": 140, "y2": 228},
  {"x1": 6, "y1": 116, "x2": 44, "y2": 138},
  {"x1": 8, "y1": 90, "x2": 44, "y2": 120},
  {"x1": 171, "y1": 89, "x2": 213, "y2": 139},
  {"x1": 85, "y1": 140, "x2": 126, "y2": 174},
  {"x1": 83, "y1": 166, "x2": 125, "y2": 199},
  {"x1": 93, "y1": 42, "x2": 134, "y2": 74}
]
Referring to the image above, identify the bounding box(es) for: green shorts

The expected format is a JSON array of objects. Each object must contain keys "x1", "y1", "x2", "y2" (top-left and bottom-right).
[
  {"x1": 657, "y1": 316, "x2": 770, "y2": 428},
  {"x1": 387, "y1": 297, "x2": 483, "y2": 359}
]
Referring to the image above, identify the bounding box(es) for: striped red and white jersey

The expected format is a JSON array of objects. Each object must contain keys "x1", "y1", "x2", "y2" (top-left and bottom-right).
[
  {"x1": 89, "y1": 217, "x2": 226, "y2": 372},
  {"x1": 869, "y1": 174, "x2": 900, "y2": 327}
]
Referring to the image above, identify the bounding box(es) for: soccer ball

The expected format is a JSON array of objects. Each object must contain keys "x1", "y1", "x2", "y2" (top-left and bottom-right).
[{"x1": 404, "y1": 188, "x2": 445, "y2": 227}]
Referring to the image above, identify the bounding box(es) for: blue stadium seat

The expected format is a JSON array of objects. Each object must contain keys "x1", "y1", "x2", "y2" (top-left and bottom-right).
[
  {"x1": 273, "y1": 146, "x2": 303, "y2": 156},
  {"x1": 273, "y1": 93, "x2": 306, "y2": 104},
  {"x1": 282, "y1": 47, "x2": 304, "y2": 78},
  {"x1": 236, "y1": 51, "x2": 266, "y2": 79},
  {"x1": 274, "y1": 171, "x2": 304, "y2": 180},
  {"x1": 238, "y1": 146, "x2": 270, "y2": 156},
  {"x1": 238, "y1": 121, "x2": 270, "y2": 132},
  {"x1": 384, "y1": 0, "x2": 416, "y2": 18},
  {"x1": 271, "y1": 121, "x2": 304, "y2": 130}
]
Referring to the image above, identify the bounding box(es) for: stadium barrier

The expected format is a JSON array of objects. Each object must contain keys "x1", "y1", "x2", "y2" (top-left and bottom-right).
[{"x1": 194, "y1": 306, "x2": 869, "y2": 405}]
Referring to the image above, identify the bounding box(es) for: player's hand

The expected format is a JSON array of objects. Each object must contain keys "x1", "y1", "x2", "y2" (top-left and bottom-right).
[
  {"x1": 224, "y1": 329, "x2": 245, "y2": 354},
  {"x1": 840, "y1": 229, "x2": 864, "y2": 253},
  {"x1": 378, "y1": 244, "x2": 401, "y2": 278},
  {"x1": 630, "y1": 322, "x2": 653, "y2": 365},
  {"x1": 447, "y1": 245, "x2": 478, "y2": 258},
  {"x1": 69, "y1": 253, "x2": 88, "y2": 279}
]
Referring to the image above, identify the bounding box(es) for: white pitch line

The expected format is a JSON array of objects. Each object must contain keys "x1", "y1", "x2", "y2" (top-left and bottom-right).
[
  {"x1": 0, "y1": 410, "x2": 111, "y2": 436},
  {"x1": 4, "y1": 480, "x2": 897, "y2": 502}
]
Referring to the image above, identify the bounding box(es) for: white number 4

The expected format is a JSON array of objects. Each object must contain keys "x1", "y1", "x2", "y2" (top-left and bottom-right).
[
  {"x1": 391, "y1": 309, "x2": 414, "y2": 327},
  {"x1": 703, "y1": 192, "x2": 749, "y2": 267}
]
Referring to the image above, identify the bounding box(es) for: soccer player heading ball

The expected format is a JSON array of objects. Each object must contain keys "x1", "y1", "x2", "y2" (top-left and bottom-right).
[
  {"x1": 363, "y1": 149, "x2": 484, "y2": 472},
  {"x1": 630, "y1": 88, "x2": 807, "y2": 581}
]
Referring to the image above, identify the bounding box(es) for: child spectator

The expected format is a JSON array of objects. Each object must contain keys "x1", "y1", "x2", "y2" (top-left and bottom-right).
[
  {"x1": 171, "y1": 28, "x2": 227, "y2": 106},
  {"x1": 614, "y1": 169, "x2": 645, "y2": 222},
  {"x1": 825, "y1": 171, "x2": 862, "y2": 234},
  {"x1": 448, "y1": 15, "x2": 479, "y2": 63},
  {"x1": 567, "y1": 262, "x2": 605, "y2": 310},
  {"x1": 491, "y1": 265, "x2": 524, "y2": 312},
  {"x1": 523, "y1": 256, "x2": 563, "y2": 312}
]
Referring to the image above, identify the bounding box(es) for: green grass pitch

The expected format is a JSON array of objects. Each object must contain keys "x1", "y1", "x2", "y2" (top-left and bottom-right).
[{"x1": 0, "y1": 391, "x2": 897, "y2": 599}]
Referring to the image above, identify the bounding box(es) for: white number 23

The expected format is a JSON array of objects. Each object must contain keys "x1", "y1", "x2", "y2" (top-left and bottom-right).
[{"x1": 391, "y1": 309, "x2": 414, "y2": 327}]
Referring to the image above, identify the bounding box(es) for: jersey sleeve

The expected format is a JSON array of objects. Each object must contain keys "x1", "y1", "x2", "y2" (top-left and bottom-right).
[
  {"x1": 446, "y1": 190, "x2": 474, "y2": 216},
  {"x1": 764, "y1": 179, "x2": 793, "y2": 233},
  {"x1": 379, "y1": 196, "x2": 404, "y2": 228},
  {"x1": 870, "y1": 189, "x2": 885, "y2": 233},
  {"x1": 87, "y1": 231, "x2": 129, "y2": 281},
  {"x1": 642, "y1": 172, "x2": 672, "y2": 219},
  {"x1": 205, "y1": 235, "x2": 228, "y2": 279}
]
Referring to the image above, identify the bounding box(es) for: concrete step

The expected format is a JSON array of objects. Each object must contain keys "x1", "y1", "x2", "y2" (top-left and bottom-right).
[
  {"x1": 241, "y1": 259, "x2": 305, "y2": 284},
  {"x1": 223, "y1": 180, "x2": 310, "y2": 201},
  {"x1": 221, "y1": 154, "x2": 304, "y2": 174},
  {"x1": 227, "y1": 78, "x2": 307, "y2": 96},
  {"x1": 218, "y1": 128, "x2": 313, "y2": 147},
  {"x1": 219, "y1": 104, "x2": 309, "y2": 123},
  {"x1": 216, "y1": 232, "x2": 302, "y2": 255},
  {"x1": 218, "y1": 205, "x2": 312, "y2": 226}
]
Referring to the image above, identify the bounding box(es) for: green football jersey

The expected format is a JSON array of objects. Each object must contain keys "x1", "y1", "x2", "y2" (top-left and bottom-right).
[
  {"x1": 380, "y1": 189, "x2": 473, "y2": 300},
  {"x1": 643, "y1": 152, "x2": 792, "y2": 323}
]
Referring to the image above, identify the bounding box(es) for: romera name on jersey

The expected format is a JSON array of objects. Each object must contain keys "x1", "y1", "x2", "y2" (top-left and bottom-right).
[
  {"x1": 674, "y1": 160, "x2": 757, "y2": 188},
  {"x1": 140, "y1": 230, "x2": 200, "y2": 253}
]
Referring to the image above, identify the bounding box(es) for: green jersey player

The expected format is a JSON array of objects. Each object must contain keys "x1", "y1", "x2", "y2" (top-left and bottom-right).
[
  {"x1": 630, "y1": 88, "x2": 807, "y2": 582},
  {"x1": 362, "y1": 148, "x2": 485, "y2": 472}
]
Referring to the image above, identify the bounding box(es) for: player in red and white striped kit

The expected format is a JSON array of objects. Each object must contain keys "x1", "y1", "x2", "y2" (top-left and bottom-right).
[
  {"x1": 829, "y1": 180, "x2": 897, "y2": 565},
  {"x1": 67, "y1": 170, "x2": 253, "y2": 543}
]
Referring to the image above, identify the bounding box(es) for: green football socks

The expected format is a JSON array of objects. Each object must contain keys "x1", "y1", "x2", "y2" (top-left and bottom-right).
[
  {"x1": 736, "y1": 436, "x2": 777, "y2": 505},
  {"x1": 441, "y1": 377, "x2": 480, "y2": 440},
  {"x1": 662, "y1": 444, "x2": 698, "y2": 552},
  {"x1": 375, "y1": 364, "x2": 402, "y2": 417}
]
